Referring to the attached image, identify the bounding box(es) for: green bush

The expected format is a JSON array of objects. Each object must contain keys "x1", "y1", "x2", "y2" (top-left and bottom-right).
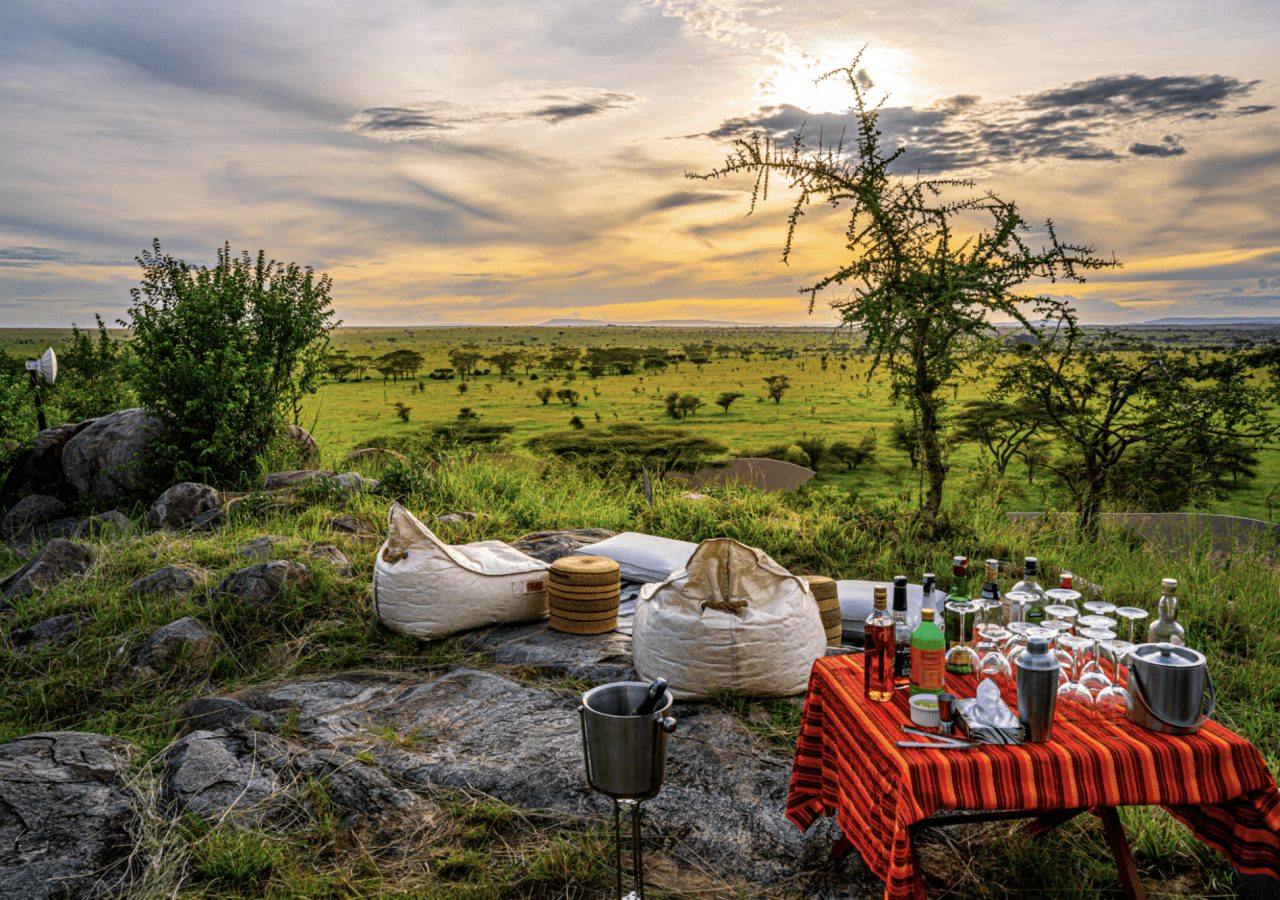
[
  {"x1": 54, "y1": 314, "x2": 135, "y2": 422},
  {"x1": 528, "y1": 423, "x2": 725, "y2": 476},
  {"x1": 124, "y1": 239, "x2": 336, "y2": 486}
]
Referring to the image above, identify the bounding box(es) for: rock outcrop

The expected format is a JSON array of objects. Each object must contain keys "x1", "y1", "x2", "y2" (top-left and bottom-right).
[
  {"x1": 126, "y1": 564, "x2": 210, "y2": 599},
  {"x1": 286, "y1": 423, "x2": 320, "y2": 466},
  {"x1": 1, "y1": 539, "x2": 94, "y2": 605},
  {"x1": 61, "y1": 408, "x2": 166, "y2": 500},
  {"x1": 2, "y1": 494, "x2": 68, "y2": 541},
  {"x1": 146, "y1": 482, "x2": 220, "y2": 530},
  {"x1": 72, "y1": 510, "x2": 132, "y2": 541},
  {"x1": 213, "y1": 560, "x2": 312, "y2": 606},
  {"x1": 7, "y1": 613, "x2": 82, "y2": 651},
  {"x1": 160, "y1": 665, "x2": 847, "y2": 894},
  {"x1": 131, "y1": 617, "x2": 220, "y2": 680},
  {"x1": 510, "y1": 528, "x2": 616, "y2": 563},
  {"x1": 0, "y1": 732, "x2": 139, "y2": 899}
]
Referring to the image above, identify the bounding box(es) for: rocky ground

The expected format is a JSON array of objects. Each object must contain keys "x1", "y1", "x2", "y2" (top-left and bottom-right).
[{"x1": 0, "y1": 434, "x2": 867, "y2": 899}]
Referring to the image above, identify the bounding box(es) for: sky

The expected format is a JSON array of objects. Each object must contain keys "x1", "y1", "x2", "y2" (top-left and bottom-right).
[{"x1": 1, "y1": 0, "x2": 1278, "y2": 327}]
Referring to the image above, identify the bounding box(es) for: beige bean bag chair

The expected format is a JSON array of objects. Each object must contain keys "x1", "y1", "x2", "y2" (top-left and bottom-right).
[
  {"x1": 632, "y1": 537, "x2": 826, "y2": 699},
  {"x1": 373, "y1": 503, "x2": 549, "y2": 639}
]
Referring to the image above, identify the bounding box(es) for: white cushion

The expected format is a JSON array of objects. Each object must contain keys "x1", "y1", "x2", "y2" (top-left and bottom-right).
[{"x1": 577, "y1": 531, "x2": 698, "y2": 584}]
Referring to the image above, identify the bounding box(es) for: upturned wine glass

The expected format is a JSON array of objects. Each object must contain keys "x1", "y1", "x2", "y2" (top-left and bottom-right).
[
  {"x1": 1045, "y1": 604, "x2": 1079, "y2": 634},
  {"x1": 1056, "y1": 633, "x2": 1094, "y2": 712},
  {"x1": 1078, "y1": 626, "x2": 1116, "y2": 699},
  {"x1": 1083, "y1": 599, "x2": 1117, "y2": 617},
  {"x1": 1045, "y1": 587, "x2": 1082, "y2": 613},
  {"x1": 975, "y1": 623, "x2": 1013, "y2": 681},
  {"x1": 1115, "y1": 607, "x2": 1149, "y2": 644}
]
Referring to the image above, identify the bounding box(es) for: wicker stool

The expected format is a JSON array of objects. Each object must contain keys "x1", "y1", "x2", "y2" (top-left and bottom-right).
[
  {"x1": 549, "y1": 555, "x2": 621, "y2": 635},
  {"x1": 805, "y1": 575, "x2": 842, "y2": 646}
]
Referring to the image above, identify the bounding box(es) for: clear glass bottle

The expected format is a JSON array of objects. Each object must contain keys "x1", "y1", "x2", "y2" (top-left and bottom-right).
[
  {"x1": 891, "y1": 575, "x2": 911, "y2": 687},
  {"x1": 979, "y1": 558, "x2": 1003, "y2": 626},
  {"x1": 944, "y1": 556, "x2": 970, "y2": 650},
  {"x1": 864, "y1": 585, "x2": 896, "y2": 702},
  {"x1": 1146, "y1": 578, "x2": 1186, "y2": 646},
  {"x1": 909, "y1": 608, "x2": 946, "y2": 697},
  {"x1": 1011, "y1": 556, "x2": 1047, "y2": 625}
]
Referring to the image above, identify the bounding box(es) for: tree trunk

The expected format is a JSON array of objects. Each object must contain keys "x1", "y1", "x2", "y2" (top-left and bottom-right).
[
  {"x1": 1078, "y1": 458, "x2": 1104, "y2": 540},
  {"x1": 919, "y1": 394, "x2": 946, "y2": 526}
]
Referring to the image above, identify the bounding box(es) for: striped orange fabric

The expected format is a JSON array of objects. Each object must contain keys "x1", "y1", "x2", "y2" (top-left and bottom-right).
[{"x1": 786, "y1": 654, "x2": 1280, "y2": 900}]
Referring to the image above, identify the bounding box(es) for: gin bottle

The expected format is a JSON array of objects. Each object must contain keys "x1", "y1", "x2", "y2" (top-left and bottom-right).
[
  {"x1": 1010, "y1": 556, "x2": 1047, "y2": 625},
  {"x1": 891, "y1": 575, "x2": 911, "y2": 686},
  {"x1": 1146, "y1": 578, "x2": 1186, "y2": 646}
]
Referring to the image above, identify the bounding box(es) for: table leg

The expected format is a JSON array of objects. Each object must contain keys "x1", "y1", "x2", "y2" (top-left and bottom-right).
[
  {"x1": 1025, "y1": 807, "x2": 1087, "y2": 836},
  {"x1": 1096, "y1": 806, "x2": 1147, "y2": 900}
]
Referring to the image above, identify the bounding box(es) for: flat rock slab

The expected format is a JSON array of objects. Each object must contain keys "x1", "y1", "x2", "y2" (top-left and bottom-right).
[
  {"x1": 454, "y1": 621, "x2": 636, "y2": 685},
  {"x1": 0, "y1": 732, "x2": 139, "y2": 899},
  {"x1": 510, "y1": 528, "x2": 617, "y2": 563},
  {"x1": 162, "y1": 668, "x2": 851, "y2": 896}
]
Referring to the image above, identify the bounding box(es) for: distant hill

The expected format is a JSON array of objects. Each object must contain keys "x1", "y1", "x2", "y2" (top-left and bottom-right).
[
  {"x1": 1141, "y1": 316, "x2": 1280, "y2": 326},
  {"x1": 537, "y1": 317, "x2": 763, "y2": 328}
]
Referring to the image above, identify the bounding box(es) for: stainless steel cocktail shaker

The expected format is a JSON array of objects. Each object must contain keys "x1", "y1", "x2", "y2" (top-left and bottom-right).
[{"x1": 1016, "y1": 636, "x2": 1059, "y2": 743}]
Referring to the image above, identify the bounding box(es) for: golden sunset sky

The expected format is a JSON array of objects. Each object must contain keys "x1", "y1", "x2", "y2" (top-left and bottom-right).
[{"x1": 1, "y1": 1, "x2": 1278, "y2": 326}]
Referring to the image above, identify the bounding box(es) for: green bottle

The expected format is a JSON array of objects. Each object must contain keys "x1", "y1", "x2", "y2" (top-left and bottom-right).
[
  {"x1": 909, "y1": 608, "x2": 946, "y2": 696},
  {"x1": 944, "y1": 556, "x2": 970, "y2": 650}
]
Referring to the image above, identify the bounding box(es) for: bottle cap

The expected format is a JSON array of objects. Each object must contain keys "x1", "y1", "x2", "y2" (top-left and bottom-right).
[
  {"x1": 873, "y1": 585, "x2": 887, "y2": 608},
  {"x1": 921, "y1": 608, "x2": 935, "y2": 622},
  {"x1": 952, "y1": 556, "x2": 968, "y2": 576},
  {"x1": 893, "y1": 575, "x2": 908, "y2": 587},
  {"x1": 1162, "y1": 578, "x2": 1178, "y2": 592},
  {"x1": 1059, "y1": 571, "x2": 1073, "y2": 589},
  {"x1": 1024, "y1": 556, "x2": 1038, "y2": 574}
]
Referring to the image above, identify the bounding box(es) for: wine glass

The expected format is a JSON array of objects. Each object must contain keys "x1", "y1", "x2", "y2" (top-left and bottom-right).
[
  {"x1": 1083, "y1": 600, "x2": 1117, "y2": 617},
  {"x1": 1078, "y1": 626, "x2": 1116, "y2": 700},
  {"x1": 1045, "y1": 587, "x2": 1082, "y2": 613},
  {"x1": 1045, "y1": 604, "x2": 1079, "y2": 634},
  {"x1": 1003, "y1": 621, "x2": 1032, "y2": 666},
  {"x1": 1114, "y1": 607, "x2": 1149, "y2": 644},
  {"x1": 1095, "y1": 679, "x2": 1131, "y2": 721},
  {"x1": 975, "y1": 623, "x2": 1013, "y2": 681},
  {"x1": 1078, "y1": 614, "x2": 1118, "y2": 633},
  {"x1": 1056, "y1": 633, "x2": 1094, "y2": 712},
  {"x1": 1005, "y1": 591, "x2": 1036, "y2": 625}
]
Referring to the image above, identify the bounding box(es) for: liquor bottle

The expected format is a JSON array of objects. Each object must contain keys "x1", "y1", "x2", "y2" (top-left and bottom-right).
[
  {"x1": 944, "y1": 556, "x2": 970, "y2": 650},
  {"x1": 909, "y1": 608, "x2": 946, "y2": 697},
  {"x1": 891, "y1": 575, "x2": 911, "y2": 686},
  {"x1": 922, "y1": 572, "x2": 937, "y2": 615},
  {"x1": 979, "y1": 558, "x2": 1002, "y2": 627},
  {"x1": 1058, "y1": 571, "x2": 1074, "y2": 590},
  {"x1": 864, "y1": 585, "x2": 896, "y2": 702},
  {"x1": 1147, "y1": 578, "x2": 1186, "y2": 646},
  {"x1": 1011, "y1": 557, "x2": 1047, "y2": 625}
]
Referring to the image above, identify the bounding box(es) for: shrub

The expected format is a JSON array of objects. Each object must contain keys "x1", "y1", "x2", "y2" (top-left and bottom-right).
[
  {"x1": 55, "y1": 314, "x2": 135, "y2": 422},
  {"x1": 124, "y1": 240, "x2": 336, "y2": 486},
  {"x1": 528, "y1": 423, "x2": 725, "y2": 476}
]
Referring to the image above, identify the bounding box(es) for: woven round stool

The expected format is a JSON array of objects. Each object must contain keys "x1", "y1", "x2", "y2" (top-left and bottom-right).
[
  {"x1": 548, "y1": 555, "x2": 620, "y2": 635},
  {"x1": 805, "y1": 575, "x2": 842, "y2": 646}
]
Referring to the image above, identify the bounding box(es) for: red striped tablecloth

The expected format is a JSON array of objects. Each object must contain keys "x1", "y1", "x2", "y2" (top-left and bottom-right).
[{"x1": 786, "y1": 654, "x2": 1280, "y2": 900}]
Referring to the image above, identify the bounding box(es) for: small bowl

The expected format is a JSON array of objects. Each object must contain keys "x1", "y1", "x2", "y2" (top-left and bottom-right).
[{"x1": 909, "y1": 694, "x2": 941, "y2": 728}]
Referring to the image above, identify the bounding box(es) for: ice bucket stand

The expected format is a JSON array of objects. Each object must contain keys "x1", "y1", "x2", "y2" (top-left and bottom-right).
[{"x1": 579, "y1": 681, "x2": 678, "y2": 900}]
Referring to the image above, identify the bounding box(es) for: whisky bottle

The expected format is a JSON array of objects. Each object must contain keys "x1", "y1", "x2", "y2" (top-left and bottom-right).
[
  {"x1": 944, "y1": 556, "x2": 971, "y2": 650},
  {"x1": 909, "y1": 608, "x2": 946, "y2": 697},
  {"x1": 864, "y1": 585, "x2": 896, "y2": 702},
  {"x1": 891, "y1": 575, "x2": 911, "y2": 686}
]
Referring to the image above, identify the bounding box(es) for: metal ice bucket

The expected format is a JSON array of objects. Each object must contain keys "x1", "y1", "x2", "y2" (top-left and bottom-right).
[{"x1": 579, "y1": 682, "x2": 677, "y2": 801}]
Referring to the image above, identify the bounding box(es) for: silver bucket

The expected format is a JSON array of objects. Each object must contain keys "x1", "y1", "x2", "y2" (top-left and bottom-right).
[{"x1": 579, "y1": 682, "x2": 677, "y2": 801}]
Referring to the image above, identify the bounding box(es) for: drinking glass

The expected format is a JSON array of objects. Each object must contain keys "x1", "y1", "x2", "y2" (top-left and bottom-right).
[
  {"x1": 1095, "y1": 679, "x2": 1131, "y2": 721},
  {"x1": 1003, "y1": 621, "x2": 1032, "y2": 666},
  {"x1": 975, "y1": 623, "x2": 1013, "y2": 681},
  {"x1": 1100, "y1": 638, "x2": 1136, "y2": 683},
  {"x1": 1078, "y1": 626, "x2": 1115, "y2": 700},
  {"x1": 1078, "y1": 614, "x2": 1118, "y2": 633},
  {"x1": 1056, "y1": 633, "x2": 1094, "y2": 712},
  {"x1": 1045, "y1": 587, "x2": 1082, "y2": 613},
  {"x1": 1083, "y1": 600, "x2": 1117, "y2": 617},
  {"x1": 1045, "y1": 604, "x2": 1079, "y2": 634},
  {"x1": 1114, "y1": 607, "x2": 1149, "y2": 644},
  {"x1": 1005, "y1": 591, "x2": 1036, "y2": 626}
]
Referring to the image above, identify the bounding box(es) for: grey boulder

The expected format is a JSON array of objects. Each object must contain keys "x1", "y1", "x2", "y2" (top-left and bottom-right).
[
  {"x1": 7, "y1": 613, "x2": 82, "y2": 651},
  {"x1": 0, "y1": 732, "x2": 139, "y2": 899},
  {"x1": 147, "y1": 482, "x2": 220, "y2": 530},
  {"x1": 126, "y1": 564, "x2": 210, "y2": 599},
  {"x1": 72, "y1": 509, "x2": 132, "y2": 541},
  {"x1": 1, "y1": 538, "x2": 94, "y2": 604},
  {"x1": 237, "y1": 535, "x2": 288, "y2": 560},
  {"x1": 131, "y1": 617, "x2": 220, "y2": 679},
  {"x1": 213, "y1": 560, "x2": 312, "y2": 606},
  {"x1": 61, "y1": 407, "x2": 165, "y2": 500},
  {"x1": 286, "y1": 423, "x2": 320, "y2": 466},
  {"x1": 2, "y1": 493, "x2": 68, "y2": 540},
  {"x1": 325, "y1": 514, "x2": 376, "y2": 537},
  {"x1": 510, "y1": 528, "x2": 617, "y2": 563},
  {"x1": 306, "y1": 544, "x2": 352, "y2": 575},
  {"x1": 330, "y1": 472, "x2": 379, "y2": 494}
]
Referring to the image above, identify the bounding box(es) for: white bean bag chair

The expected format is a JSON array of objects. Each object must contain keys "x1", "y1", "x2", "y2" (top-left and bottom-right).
[
  {"x1": 577, "y1": 532, "x2": 699, "y2": 584},
  {"x1": 632, "y1": 537, "x2": 826, "y2": 699},
  {"x1": 373, "y1": 503, "x2": 549, "y2": 639}
]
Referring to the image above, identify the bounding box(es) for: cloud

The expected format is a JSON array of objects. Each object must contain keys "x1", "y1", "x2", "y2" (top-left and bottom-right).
[
  {"x1": 642, "y1": 190, "x2": 732, "y2": 213},
  {"x1": 0, "y1": 246, "x2": 75, "y2": 267},
  {"x1": 345, "y1": 87, "x2": 640, "y2": 142},
  {"x1": 1129, "y1": 134, "x2": 1186, "y2": 157},
  {"x1": 697, "y1": 72, "x2": 1272, "y2": 172}
]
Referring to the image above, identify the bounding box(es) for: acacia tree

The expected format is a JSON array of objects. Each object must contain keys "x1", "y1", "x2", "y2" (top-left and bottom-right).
[
  {"x1": 693, "y1": 59, "x2": 1117, "y2": 526},
  {"x1": 1002, "y1": 308, "x2": 1276, "y2": 536},
  {"x1": 953, "y1": 399, "x2": 1046, "y2": 478}
]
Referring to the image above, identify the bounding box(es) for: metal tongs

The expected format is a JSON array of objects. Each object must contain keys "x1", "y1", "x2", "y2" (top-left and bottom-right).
[{"x1": 896, "y1": 725, "x2": 981, "y2": 750}]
